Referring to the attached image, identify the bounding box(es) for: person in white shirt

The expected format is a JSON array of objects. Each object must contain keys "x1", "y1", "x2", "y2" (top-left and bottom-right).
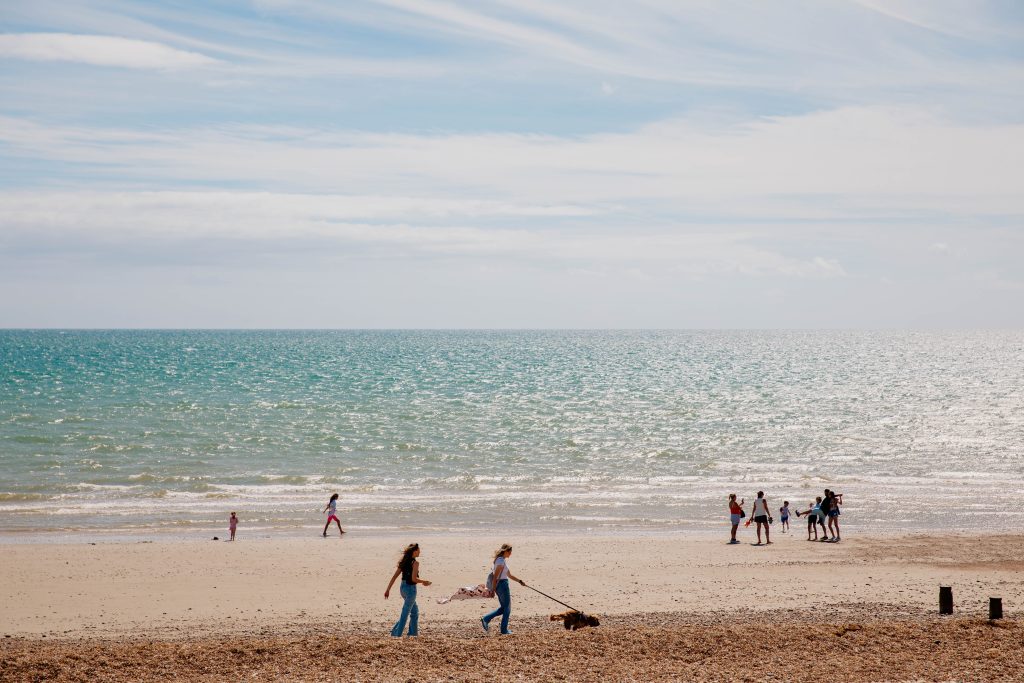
[
  {"x1": 751, "y1": 490, "x2": 773, "y2": 545},
  {"x1": 481, "y1": 544, "x2": 526, "y2": 635},
  {"x1": 321, "y1": 493, "x2": 345, "y2": 537}
]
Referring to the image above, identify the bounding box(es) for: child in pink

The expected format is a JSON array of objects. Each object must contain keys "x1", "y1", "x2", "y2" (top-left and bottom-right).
[{"x1": 229, "y1": 512, "x2": 238, "y2": 541}]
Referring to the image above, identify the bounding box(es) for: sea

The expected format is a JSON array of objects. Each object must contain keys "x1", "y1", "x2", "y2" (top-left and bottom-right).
[{"x1": 1, "y1": 330, "x2": 1022, "y2": 540}]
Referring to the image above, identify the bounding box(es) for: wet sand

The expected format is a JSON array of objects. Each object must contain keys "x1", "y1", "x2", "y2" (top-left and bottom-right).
[{"x1": 2, "y1": 532, "x2": 1022, "y2": 681}]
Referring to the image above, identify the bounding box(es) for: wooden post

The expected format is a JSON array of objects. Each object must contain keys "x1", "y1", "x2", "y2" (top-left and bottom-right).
[
  {"x1": 939, "y1": 586, "x2": 953, "y2": 614},
  {"x1": 989, "y1": 597, "x2": 1003, "y2": 620}
]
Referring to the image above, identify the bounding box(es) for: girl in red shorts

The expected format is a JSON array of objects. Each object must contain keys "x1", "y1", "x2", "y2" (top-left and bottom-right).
[{"x1": 322, "y1": 493, "x2": 345, "y2": 536}]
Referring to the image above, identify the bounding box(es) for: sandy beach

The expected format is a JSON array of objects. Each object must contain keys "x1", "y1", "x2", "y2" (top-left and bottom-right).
[{"x1": 2, "y1": 531, "x2": 1022, "y2": 680}]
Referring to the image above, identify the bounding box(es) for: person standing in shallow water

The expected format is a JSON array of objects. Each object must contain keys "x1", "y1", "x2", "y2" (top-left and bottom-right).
[
  {"x1": 751, "y1": 490, "x2": 772, "y2": 545},
  {"x1": 322, "y1": 493, "x2": 344, "y2": 536},
  {"x1": 384, "y1": 543, "x2": 431, "y2": 637},
  {"x1": 482, "y1": 544, "x2": 526, "y2": 635}
]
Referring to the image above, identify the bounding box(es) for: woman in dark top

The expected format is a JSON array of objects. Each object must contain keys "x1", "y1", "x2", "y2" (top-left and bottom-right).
[
  {"x1": 384, "y1": 543, "x2": 431, "y2": 637},
  {"x1": 819, "y1": 490, "x2": 833, "y2": 541}
]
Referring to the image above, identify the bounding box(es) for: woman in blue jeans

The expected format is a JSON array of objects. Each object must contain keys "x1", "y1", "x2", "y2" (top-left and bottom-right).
[
  {"x1": 481, "y1": 544, "x2": 526, "y2": 635},
  {"x1": 384, "y1": 543, "x2": 431, "y2": 637}
]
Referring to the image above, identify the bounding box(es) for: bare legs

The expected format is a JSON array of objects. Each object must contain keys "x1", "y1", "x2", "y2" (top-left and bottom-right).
[{"x1": 322, "y1": 519, "x2": 345, "y2": 536}]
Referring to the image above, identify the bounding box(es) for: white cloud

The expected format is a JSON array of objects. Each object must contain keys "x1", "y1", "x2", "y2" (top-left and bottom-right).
[
  {"x1": 303, "y1": 0, "x2": 1024, "y2": 96},
  {"x1": 0, "y1": 33, "x2": 218, "y2": 70},
  {"x1": 1, "y1": 106, "x2": 1021, "y2": 219},
  {"x1": 0, "y1": 190, "x2": 846, "y2": 280},
  {"x1": 971, "y1": 270, "x2": 1024, "y2": 291},
  {"x1": 850, "y1": 0, "x2": 1021, "y2": 40}
]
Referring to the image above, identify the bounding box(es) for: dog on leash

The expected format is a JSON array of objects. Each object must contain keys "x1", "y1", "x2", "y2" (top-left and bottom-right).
[{"x1": 550, "y1": 610, "x2": 600, "y2": 630}]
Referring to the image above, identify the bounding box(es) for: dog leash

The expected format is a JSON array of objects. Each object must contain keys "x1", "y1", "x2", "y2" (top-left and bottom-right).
[{"x1": 523, "y1": 584, "x2": 581, "y2": 613}]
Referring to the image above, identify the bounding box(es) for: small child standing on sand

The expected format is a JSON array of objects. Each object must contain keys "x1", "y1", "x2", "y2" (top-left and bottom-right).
[
  {"x1": 322, "y1": 493, "x2": 345, "y2": 537},
  {"x1": 795, "y1": 500, "x2": 819, "y2": 540},
  {"x1": 779, "y1": 501, "x2": 792, "y2": 533},
  {"x1": 229, "y1": 512, "x2": 238, "y2": 541}
]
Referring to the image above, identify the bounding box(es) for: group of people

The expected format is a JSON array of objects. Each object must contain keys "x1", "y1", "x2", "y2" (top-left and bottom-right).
[
  {"x1": 728, "y1": 489, "x2": 843, "y2": 544},
  {"x1": 383, "y1": 542, "x2": 526, "y2": 638},
  {"x1": 226, "y1": 491, "x2": 845, "y2": 639},
  {"x1": 228, "y1": 496, "x2": 527, "y2": 638}
]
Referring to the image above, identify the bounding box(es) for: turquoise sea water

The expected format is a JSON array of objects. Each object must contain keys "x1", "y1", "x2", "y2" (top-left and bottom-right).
[{"x1": 1, "y1": 330, "x2": 1022, "y2": 539}]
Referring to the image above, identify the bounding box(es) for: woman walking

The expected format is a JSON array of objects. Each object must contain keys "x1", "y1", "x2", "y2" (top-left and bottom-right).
[
  {"x1": 384, "y1": 543, "x2": 431, "y2": 637},
  {"x1": 481, "y1": 544, "x2": 526, "y2": 635},
  {"x1": 728, "y1": 494, "x2": 745, "y2": 544},
  {"x1": 751, "y1": 490, "x2": 772, "y2": 545}
]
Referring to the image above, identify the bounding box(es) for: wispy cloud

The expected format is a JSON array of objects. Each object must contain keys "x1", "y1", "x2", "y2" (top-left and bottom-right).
[
  {"x1": 0, "y1": 33, "x2": 218, "y2": 69},
  {"x1": 2, "y1": 107, "x2": 1021, "y2": 217},
  {"x1": 0, "y1": 189, "x2": 851, "y2": 283},
  {"x1": 2, "y1": 1, "x2": 1023, "y2": 326}
]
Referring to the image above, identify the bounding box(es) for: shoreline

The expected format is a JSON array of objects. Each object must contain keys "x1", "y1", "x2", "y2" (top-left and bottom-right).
[{"x1": 0, "y1": 520, "x2": 998, "y2": 545}]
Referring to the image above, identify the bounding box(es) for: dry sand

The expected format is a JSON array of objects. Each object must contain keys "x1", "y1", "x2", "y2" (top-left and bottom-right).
[{"x1": 2, "y1": 532, "x2": 1022, "y2": 681}]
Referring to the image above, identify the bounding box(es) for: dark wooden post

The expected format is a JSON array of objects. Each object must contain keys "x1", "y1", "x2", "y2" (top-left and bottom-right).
[
  {"x1": 939, "y1": 586, "x2": 953, "y2": 614},
  {"x1": 989, "y1": 597, "x2": 1003, "y2": 620}
]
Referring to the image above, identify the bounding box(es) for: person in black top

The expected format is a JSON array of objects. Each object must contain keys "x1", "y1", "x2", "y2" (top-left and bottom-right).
[
  {"x1": 826, "y1": 490, "x2": 843, "y2": 542},
  {"x1": 385, "y1": 543, "x2": 431, "y2": 637},
  {"x1": 819, "y1": 490, "x2": 833, "y2": 541}
]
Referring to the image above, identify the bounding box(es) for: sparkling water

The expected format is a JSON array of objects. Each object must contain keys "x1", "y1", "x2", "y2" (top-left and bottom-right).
[{"x1": 1, "y1": 330, "x2": 1022, "y2": 538}]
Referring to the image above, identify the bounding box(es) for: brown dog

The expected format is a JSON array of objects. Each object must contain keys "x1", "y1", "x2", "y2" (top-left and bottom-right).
[{"x1": 550, "y1": 610, "x2": 600, "y2": 630}]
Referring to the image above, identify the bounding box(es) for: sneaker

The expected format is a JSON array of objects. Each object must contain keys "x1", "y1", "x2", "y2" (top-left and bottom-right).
[
  {"x1": 728, "y1": 539, "x2": 740, "y2": 544},
  {"x1": 480, "y1": 617, "x2": 489, "y2": 632}
]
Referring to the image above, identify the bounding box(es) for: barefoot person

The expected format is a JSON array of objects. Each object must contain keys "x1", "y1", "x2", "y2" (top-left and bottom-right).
[
  {"x1": 779, "y1": 501, "x2": 792, "y2": 533},
  {"x1": 481, "y1": 544, "x2": 526, "y2": 635},
  {"x1": 384, "y1": 543, "x2": 431, "y2": 637},
  {"x1": 796, "y1": 500, "x2": 818, "y2": 540},
  {"x1": 228, "y1": 511, "x2": 238, "y2": 541},
  {"x1": 751, "y1": 490, "x2": 772, "y2": 545},
  {"x1": 728, "y1": 494, "x2": 745, "y2": 544},
  {"x1": 818, "y1": 490, "x2": 833, "y2": 542},
  {"x1": 322, "y1": 493, "x2": 344, "y2": 537},
  {"x1": 826, "y1": 490, "x2": 843, "y2": 541}
]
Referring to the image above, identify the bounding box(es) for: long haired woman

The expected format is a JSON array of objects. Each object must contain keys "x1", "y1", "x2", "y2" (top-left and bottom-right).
[
  {"x1": 481, "y1": 543, "x2": 526, "y2": 635},
  {"x1": 384, "y1": 543, "x2": 431, "y2": 637}
]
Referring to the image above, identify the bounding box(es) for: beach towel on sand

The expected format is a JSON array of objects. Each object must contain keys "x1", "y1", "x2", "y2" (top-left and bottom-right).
[{"x1": 437, "y1": 584, "x2": 491, "y2": 604}]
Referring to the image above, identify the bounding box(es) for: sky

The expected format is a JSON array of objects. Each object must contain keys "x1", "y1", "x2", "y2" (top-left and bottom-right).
[{"x1": 1, "y1": 0, "x2": 1022, "y2": 328}]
